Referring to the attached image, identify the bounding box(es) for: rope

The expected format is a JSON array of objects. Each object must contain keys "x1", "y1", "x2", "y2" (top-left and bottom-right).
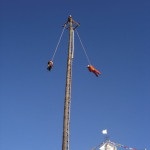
[
  {"x1": 75, "y1": 29, "x2": 91, "y2": 65},
  {"x1": 51, "y1": 27, "x2": 65, "y2": 61},
  {"x1": 91, "y1": 142, "x2": 104, "y2": 150},
  {"x1": 109, "y1": 141, "x2": 146, "y2": 150}
]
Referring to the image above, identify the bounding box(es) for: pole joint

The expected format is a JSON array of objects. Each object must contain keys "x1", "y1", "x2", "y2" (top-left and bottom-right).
[{"x1": 63, "y1": 15, "x2": 80, "y2": 30}]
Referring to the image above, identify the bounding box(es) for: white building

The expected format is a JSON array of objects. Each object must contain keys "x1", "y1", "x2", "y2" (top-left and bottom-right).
[{"x1": 99, "y1": 142, "x2": 117, "y2": 150}]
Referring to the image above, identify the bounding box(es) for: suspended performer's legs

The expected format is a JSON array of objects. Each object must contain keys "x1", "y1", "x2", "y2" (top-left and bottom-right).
[
  {"x1": 94, "y1": 72, "x2": 99, "y2": 77},
  {"x1": 93, "y1": 70, "x2": 101, "y2": 77},
  {"x1": 95, "y1": 69, "x2": 101, "y2": 75},
  {"x1": 47, "y1": 65, "x2": 52, "y2": 71}
]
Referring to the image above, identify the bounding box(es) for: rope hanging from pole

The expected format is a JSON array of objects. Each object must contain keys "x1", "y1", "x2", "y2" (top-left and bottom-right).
[
  {"x1": 75, "y1": 29, "x2": 92, "y2": 65},
  {"x1": 51, "y1": 27, "x2": 65, "y2": 61},
  {"x1": 71, "y1": 30, "x2": 74, "y2": 58}
]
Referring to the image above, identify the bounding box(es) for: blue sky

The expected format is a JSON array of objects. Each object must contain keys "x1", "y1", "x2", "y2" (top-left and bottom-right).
[{"x1": 0, "y1": 0, "x2": 150, "y2": 150}]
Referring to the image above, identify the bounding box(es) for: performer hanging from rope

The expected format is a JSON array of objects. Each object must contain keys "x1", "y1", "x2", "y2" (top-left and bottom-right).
[
  {"x1": 75, "y1": 29, "x2": 101, "y2": 77},
  {"x1": 87, "y1": 65, "x2": 101, "y2": 77},
  {"x1": 47, "y1": 25, "x2": 66, "y2": 72},
  {"x1": 47, "y1": 60, "x2": 53, "y2": 71}
]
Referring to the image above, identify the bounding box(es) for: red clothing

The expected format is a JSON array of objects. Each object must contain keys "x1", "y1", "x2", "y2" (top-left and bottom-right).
[
  {"x1": 48, "y1": 61, "x2": 53, "y2": 66},
  {"x1": 88, "y1": 65, "x2": 101, "y2": 77},
  {"x1": 88, "y1": 65, "x2": 95, "y2": 72}
]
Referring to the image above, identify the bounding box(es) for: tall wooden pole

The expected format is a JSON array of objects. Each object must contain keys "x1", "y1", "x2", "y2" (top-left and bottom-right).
[
  {"x1": 62, "y1": 16, "x2": 79, "y2": 150},
  {"x1": 62, "y1": 16, "x2": 73, "y2": 150}
]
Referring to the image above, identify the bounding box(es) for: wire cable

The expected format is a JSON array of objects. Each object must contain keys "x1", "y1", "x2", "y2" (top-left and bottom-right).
[
  {"x1": 75, "y1": 29, "x2": 92, "y2": 65},
  {"x1": 51, "y1": 27, "x2": 65, "y2": 61}
]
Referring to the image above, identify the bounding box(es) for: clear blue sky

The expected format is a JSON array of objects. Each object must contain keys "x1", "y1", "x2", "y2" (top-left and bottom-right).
[{"x1": 0, "y1": 0, "x2": 150, "y2": 150}]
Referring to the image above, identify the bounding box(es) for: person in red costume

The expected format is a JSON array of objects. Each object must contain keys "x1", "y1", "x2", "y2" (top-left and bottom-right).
[
  {"x1": 47, "y1": 60, "x2": 53, "y2": 71},
  {"x1": 87, "y1": 65, "x2": 101, "y2": 77}
]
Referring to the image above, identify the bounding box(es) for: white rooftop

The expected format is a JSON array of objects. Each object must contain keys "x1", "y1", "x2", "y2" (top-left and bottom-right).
[{"x1": 99, "y1": 142, "x2": 117, "y2": 150}]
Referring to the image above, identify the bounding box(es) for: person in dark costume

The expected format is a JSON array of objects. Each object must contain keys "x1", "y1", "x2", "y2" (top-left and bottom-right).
[{"x1": 47, "y1": 61, "x2": 53, "y2": 71}]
